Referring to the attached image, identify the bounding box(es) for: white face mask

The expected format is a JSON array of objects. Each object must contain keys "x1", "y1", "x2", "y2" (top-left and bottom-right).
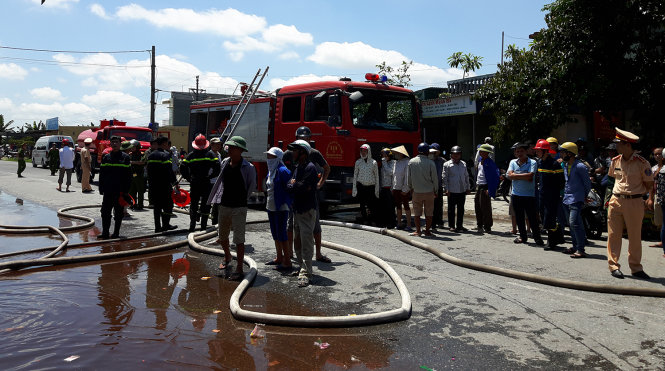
[
  {"x1": 266, "y1": 158, "x2": 281, "y2": 171},
  {"x1": 360, "y1": 153, "x2": 368, "y2": 159}
]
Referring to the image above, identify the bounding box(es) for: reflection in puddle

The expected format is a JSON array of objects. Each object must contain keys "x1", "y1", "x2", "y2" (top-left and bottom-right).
[{"x1": 1, "y1": 248, "x2": 397, "y2": 369}]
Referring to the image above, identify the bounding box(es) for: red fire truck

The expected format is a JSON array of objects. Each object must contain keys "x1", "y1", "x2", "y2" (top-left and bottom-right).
[
  {"x1": 189, "y1": 74, "x2": 422, "y2": 206},
  {"x1": 75, "y1": 119, "x2": 153, "y2": 182}
]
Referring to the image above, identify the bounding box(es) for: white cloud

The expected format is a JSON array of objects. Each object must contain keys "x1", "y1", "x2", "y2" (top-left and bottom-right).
[
  {"x1": 0, "y1": 63, "x2": 29, "y2": 80},
  {"x1": 262, "y1": 24, "x2": 313, "y2": 47},
  {"x1": 114, "y1": 5, "x2": 266, "y2": 38},
  {"x1": 90, "y1": 3, "x2": 110, "y2": 19},
  {"x1": 0, "y1": 97, "x2": 12, "y2": 111},
  {"x1": 308, "y1": 41, "x2": 407, "y2": 69},
  {"x1": 31, "y1": 0, "x2": 78, "y2": 9},
  {"x1": 30, "y1": 87, "x2": 64, "y2": 101},
  {"x1": 278, "y1": 51, "x2": 300, "y2": 61}
]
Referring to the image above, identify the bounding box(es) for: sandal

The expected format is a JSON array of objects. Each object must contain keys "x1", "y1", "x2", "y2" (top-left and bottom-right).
[
  {"x1": 562, "y1": 248, "x2": 576, "y2": 255},
  {"x1": 570, "y1": 252, "x2": 587, "y2": 259},
  {"x1": 218, "y1": 260, "x2": 232, "y2": 270},
  {"x1": 409, "y1": 231, "x2": 421, "y2": 237},
  {"x1": 316, "y1": 256, "x2": 331, "y2": 263}
]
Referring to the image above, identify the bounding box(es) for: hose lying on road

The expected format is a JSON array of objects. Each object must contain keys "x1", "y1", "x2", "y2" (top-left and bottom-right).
[
  {"x1": 1, "y1": 204, "x2": 413, "y2": 328},
  {"x1": 188, "y1": 230, "x2": 412, "y2": 327},
  {"x1": 321, "y1": 220, "x2": 665, "y2": 298}
]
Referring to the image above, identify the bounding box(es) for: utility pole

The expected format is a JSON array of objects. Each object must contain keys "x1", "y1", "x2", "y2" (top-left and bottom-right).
[
  {"x1": 189, "y1": 75, "x2": 206, "y2": 101},
  {"x1": 501, "y1": 31, "x2": 504, "y2": 65},
  {"x1": 150, "y1": 45, "x2": 156, "y2": 130}
]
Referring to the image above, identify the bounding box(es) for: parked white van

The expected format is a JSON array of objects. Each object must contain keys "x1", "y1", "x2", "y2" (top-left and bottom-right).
[{"x1": 32, "y1": 135, "x2": 73, "y2": 168}]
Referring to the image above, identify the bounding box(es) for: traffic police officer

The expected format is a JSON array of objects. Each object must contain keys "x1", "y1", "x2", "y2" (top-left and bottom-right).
[
  {"x1": 606, "y1": 128, "x2": 654, "y2": 279},
  {"x1": 98, "y1": 136, "x2": 132, "y2": 239},
  {"x1": 180, "y1": 134, "x2": 220, "y2": 231},
  {"x1": 147, "y1": 136, "x2": 179, "y2": 232}
]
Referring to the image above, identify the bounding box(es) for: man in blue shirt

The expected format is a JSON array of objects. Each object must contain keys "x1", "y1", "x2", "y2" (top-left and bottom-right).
[
  {"x1": 560, "y1": 142, "x2": 592, "y2": 258},
  {"x1": 508, "y1": 143, "x2": 544, "y2": 245}
]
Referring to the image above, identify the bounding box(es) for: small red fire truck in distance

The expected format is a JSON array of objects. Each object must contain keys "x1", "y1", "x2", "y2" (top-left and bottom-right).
[
  {"x1": 189, "y1": 74, "x2": 422, "y2": 206},
  {"x1": 75, "y1": 119, "x2": 153, "y2": 182}
]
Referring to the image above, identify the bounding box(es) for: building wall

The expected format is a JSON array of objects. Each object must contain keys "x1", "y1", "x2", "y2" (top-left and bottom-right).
[{"x1": 157, "y1": 125, "x2": 189, "y2": 151}]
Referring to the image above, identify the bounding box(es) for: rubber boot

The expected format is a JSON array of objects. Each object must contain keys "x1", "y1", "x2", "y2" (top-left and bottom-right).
[
  {"x1": 99, "y1": 215, "x2": 111, "y2": 239},
  {"x1": 162, "y1": 215, "x2": 177, "y2": 231},
  {"x1": 111, "y1": 219, "x2": 122, "y2": 238},
  {"x1": 200, "y1": 216, "x2": 208, "y2": 231},
  {"x1": 189, "y1": 219, "x2": 197, "y2": 232},
  {"x1": 154, "y1": 212, "x2": 162, "y2": 233}
]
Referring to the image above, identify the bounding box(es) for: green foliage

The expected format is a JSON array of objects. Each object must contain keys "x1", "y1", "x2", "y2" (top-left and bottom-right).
[
  {"x1": 447, "y1": 52, "x2": 483, "y2": 80},
  {"x1": 478, "y1": 0, "x2": 665, "y2": 144},
  {"x1": 376, "y1": 60, "x2": 413, "y2": 87}
]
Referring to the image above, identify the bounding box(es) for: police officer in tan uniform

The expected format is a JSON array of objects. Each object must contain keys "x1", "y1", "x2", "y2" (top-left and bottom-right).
[{"x1": 606, "y1": 128, "x2": 655, "y2": 279}]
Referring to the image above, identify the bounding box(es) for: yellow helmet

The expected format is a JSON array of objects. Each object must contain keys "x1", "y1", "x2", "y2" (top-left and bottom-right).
[
  {"x1": 559, "y1": 142, "x2": 578, "y2": 156},
  {"x1": 546, "y1": 137, "x2": 558, "y2": 144}
]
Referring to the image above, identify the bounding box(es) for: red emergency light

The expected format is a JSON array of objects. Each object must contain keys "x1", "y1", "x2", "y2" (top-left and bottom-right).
[{"x1": 365, "y1": 73, "x2": 388, "y2": 83}]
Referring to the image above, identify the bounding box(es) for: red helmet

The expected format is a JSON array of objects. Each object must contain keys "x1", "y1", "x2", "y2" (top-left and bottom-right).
[
  {"x1": 533, "y1": 139, "x2": 556, "y2": 154},
  {"x1": 192, "y1": 134, "x2": 209, "y2": 150},
  {"x1": 172, "y1": 188, "x2": 191, "y2": 207},
  {"x1": 62, "y1": 138, "x2": 70, "y2": 144}
]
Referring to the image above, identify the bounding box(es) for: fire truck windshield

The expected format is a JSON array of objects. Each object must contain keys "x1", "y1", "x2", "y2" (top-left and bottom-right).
[
  {"x1": 350, "y1": 89, "x2": 418, "y2": 131},
  {"x1": 109, "y1": 129, "x2": 153, "y2": 142}
]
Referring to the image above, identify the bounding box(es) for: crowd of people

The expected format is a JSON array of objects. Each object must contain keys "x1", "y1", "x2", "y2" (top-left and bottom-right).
[{"x1": 16, "y1": 124, "x2": 663, "y2": 284}]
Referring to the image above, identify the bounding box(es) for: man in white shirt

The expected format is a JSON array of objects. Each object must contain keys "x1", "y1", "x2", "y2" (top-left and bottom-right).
[
  {"x1": 443, "y1": 145, "x2": 471, "y2": 232},
  {"x1": 57, "y1": 139, "x2": 75, "y2": 192}
]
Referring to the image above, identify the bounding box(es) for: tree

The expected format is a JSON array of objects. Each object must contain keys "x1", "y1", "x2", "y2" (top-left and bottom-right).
[
  {"x1": 478, "y1": 0, "x2": 665, "y2": 145},
  {"x1": 447, "y1": 52, "x2": 483, "y2": 80},
  {"x1": 376, "y1": 60, "x2": 413, "y2": 87}
]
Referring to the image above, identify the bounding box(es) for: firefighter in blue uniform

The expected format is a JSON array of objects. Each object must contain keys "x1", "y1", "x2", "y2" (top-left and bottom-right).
[
  {"x1": 180, "y1": 134, "x2": 221, "y2": 231},
  {"x1": 534, "y1": 139, "x2": 565, "y2": 249},
  {"x1": 98, "y1": 136, "x2": 132, "y2": 239},
  {"x1": 147, "y1": 136, "x2": 179, "y2": 232}
]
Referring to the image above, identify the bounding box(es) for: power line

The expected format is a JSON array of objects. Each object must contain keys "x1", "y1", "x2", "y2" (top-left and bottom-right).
[
  {"x1": 0, "y1": 56, "x2": 149, "y2": 68},
  {"x1": 0, "y1": 45, "x2": 149, "y2": 54}
]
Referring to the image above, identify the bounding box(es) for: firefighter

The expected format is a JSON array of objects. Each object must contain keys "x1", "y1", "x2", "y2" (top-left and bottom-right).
[
  {"x1": 180, "y1": 134, "x2": 220, "y2": 231},
  {"x1": 128, "y1": 140, "x2": 145, "y2": 209},
  {"x1": 147, "y1": 136, "x2": 179, "y2": 232},
  {"x1": 606, "y1": 128, "x2": 654, "y2": 279},
  {"x1": 533, "y1": 139, "x2": 565, "y2": 249},
  {"x1": 48, "y1": 143, "x2": 59, "y2": 176},
  {"x1": 98, "y1": 136, "x2": 132, "y2": 239}
]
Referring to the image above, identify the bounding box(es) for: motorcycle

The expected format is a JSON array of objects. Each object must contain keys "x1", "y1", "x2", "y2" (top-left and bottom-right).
[{"x1": 582, "y1": 189, "x2": 605, "y2": 239}]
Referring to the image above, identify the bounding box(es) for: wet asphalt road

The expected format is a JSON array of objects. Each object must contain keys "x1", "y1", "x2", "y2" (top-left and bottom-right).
[{"x1": 2, "y1": 159, "x2": 665, "y2": 370}]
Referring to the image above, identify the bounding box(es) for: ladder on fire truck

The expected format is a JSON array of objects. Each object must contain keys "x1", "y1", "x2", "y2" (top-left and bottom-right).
[{"x1": 220, "y1": 66, "x2": 269, "y2": 142}]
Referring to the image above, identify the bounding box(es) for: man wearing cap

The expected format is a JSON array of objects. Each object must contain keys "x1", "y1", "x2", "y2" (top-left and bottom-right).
[
  {"x1": 606, "y1": 128, "x2": 654, "y2": 279},
  {"x1": 98, "y1": 136, "x2": 132, "y2": 239},
  {"x1": 128, "y1": 141, "x2": 145, "y2": 208},
  {"x1": 391, "y1": 145, "x2": 412, "y2": 231},
  {"x1": 147, "y1": 136, "x2": 179, "y2": 233},
  {"x1": 443, "y1": 146, "x2": 470, "y2": 232},
  {"x1": 286, "y1": 139, "x2": 318, "y2": 287},
  {"x1": 407, "y1": 142, "x2": 438, "y2": 237},
  {"x1": 534, "y1": 139, "x2": 565, "y2": 249},
  {"x1": 282, "y1": 126, "x2": 332, "y2": 263},
  {"x1": 181, "y1": 134, "x2": 221, "y2": 232},
  {"x1": 57, "y1": 139, "x2": 75, "y2": 192},
  {"x1": 475, "y1": 143, "x2": 500, "y2": 233},
  {"x1": 81, "y1": 138, "x2": 94, "y2": 193},
  {"x1": 208, "y1": 136, "x2": 256, "y2": 281},
  {"x1": 48, "y1": 143, "x2": 59, "y2": 176},
  {"x1": 429, "y1": 143, "x2": 446, "y2": 228},
  {"x1": 508, "y1": 143, "x2": 544, "y2": 245},
  {"x1": 560, "y1": 142, "x2": 591, "y2": 257}
]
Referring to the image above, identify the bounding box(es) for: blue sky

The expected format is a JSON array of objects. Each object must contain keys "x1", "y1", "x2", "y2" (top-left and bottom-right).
[{"x1": 1, "y1": 0, "x2": 550, "y2": 128}]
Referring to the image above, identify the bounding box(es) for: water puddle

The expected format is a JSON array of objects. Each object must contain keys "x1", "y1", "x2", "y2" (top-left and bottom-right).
[{"x1": 0, "y1": 192, "x2": 400, "y2": 369}]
